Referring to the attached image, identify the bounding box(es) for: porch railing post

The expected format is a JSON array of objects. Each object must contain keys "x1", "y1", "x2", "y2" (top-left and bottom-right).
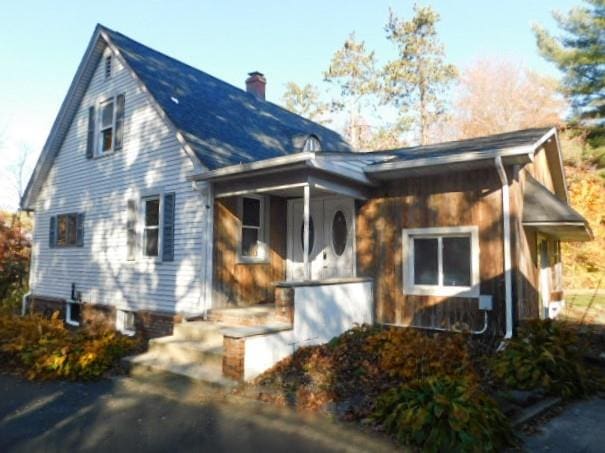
[{"x1": 303, "y1": 183, "x2": 311, "y2": 280}]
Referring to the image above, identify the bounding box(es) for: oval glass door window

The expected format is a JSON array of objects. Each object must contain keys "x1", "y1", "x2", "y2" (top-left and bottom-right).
[
  {"x1": 332, "y1": 210, "x2": 347, "y2": 256},
  {"x1": 300, "y1": 217, "x2": 315, "y2": 252}
]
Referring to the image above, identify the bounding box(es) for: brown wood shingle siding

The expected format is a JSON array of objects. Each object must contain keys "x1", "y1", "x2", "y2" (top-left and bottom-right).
[
  {"x1": 356, "y1": 168, "x2": 506, "y2": 333},
  {"x1": 213, "y1": 196, "x2": 287, "y2": 307}
]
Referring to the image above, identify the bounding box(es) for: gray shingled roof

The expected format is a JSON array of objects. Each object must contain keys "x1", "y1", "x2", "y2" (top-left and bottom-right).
[
  {"x1": 370, "y1": 127, "x2": 553, "y2": 165},
  {"x1": 523, "y1": 174, "x2": 585, "y2": 224},
  {"x1": 103, "y1": 26, "x2": 352, "y2": 170}
]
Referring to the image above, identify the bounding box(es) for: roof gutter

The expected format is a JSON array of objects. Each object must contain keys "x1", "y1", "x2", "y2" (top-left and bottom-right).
[{"x1": 495, "y1": 156, "x2": 514, "y2": 340}]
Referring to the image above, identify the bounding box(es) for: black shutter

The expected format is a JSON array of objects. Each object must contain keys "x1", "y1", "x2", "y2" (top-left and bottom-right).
[
  {"x1": 49, "y1": 216, "x2": 56, "y2": 248},
  {"x1": 127, "y1": 200, "x2": 137, "y2": 261},
  {"x1": 86, "y1": 106, "x2": 95, "y2": 159},
  {"x1": 76, "y1": 213, "x2": 85, "y2": 247},
  {"x1": 114, "y1": 94, "x2": 125, "y2": 150},
  {"x1": 162, "y1": 193, "x2": 175, "y2": 262}
]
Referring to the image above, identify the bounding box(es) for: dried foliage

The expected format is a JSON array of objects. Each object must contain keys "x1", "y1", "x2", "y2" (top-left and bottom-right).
[
  {"x1": 254, "y1": 325, "x2": 478, "y2": 416},
  {"x1": 561, "y1": 164, "x2": 605, "y2": 288},
  {"x1": 371, "y1": 376, "x2": 513, "y2": 452},
  {"x1": 452, "y1": 58, "x2": 566, "y2": 139},
  {"x1": 0, "y1": 311, "x2": 139, "y2": 380},
  {"x1": 0, "y1": 211, "x2": 31, "y2": 303},
  {"x1": 490, "y1": 319, "x2": 594, "y2": 398}
]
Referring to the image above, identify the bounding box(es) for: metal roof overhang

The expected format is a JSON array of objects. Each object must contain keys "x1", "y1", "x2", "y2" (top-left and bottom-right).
[
  {"x1": 365, "y1": 147, "x2": 534, "y2": 180},
  {"x1": 190, "y1": 152, "x2": 376, "y2": 200},
  {"x1": 522, "y1": 222, "x2": 593, "y2": 241}
]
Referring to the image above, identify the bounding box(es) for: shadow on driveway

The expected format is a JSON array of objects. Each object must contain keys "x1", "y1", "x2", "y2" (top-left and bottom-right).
[{"x1": 0, "y1": 373, "x2": 393, "y2": 453}]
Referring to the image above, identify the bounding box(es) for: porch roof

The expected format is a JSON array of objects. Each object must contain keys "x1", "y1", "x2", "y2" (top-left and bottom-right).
[{"x1": 523, "y1": 174, "x2": 592, "y2": 241}]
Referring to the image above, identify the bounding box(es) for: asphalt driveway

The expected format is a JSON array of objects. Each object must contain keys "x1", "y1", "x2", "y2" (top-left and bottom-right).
[{"x1": 0, "y1": 373, "x2": 393, "y2": 453}]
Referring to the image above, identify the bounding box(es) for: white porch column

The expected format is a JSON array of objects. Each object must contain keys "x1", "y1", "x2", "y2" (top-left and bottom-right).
[{"x1": 303, "y1": 183, "x2": 311, "y2": 280}]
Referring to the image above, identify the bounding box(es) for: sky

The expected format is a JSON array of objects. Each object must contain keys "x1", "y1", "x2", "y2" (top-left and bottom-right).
[{"x1": 0, "y1": 0, "x2": 578, "y2": 210}]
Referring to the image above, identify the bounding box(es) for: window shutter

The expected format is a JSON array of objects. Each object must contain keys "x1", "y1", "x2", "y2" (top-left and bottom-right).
[
  {"x1": 76, "y1": 213, "x2": 85, "y2": 247},
  {"x1": 86, "y1": 106, "x2": 95, "y2": 159},
  {"x1": 49, "y1": 216, "x2": 56, "y2": 248},
  {"x1": 114, "y1": 94, "x2": 125, "y2": 150},
  {"x1": 162, "y1": 193, "x2": 175, "y2": 262},
  {"x1": 127, "y1": 199, "x2": 137, "y2": 261}
]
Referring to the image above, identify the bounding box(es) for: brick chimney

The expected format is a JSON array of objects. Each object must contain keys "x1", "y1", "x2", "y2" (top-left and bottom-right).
[{"x1": 245, "y1": 71, "x2": 266, "y2": 100}]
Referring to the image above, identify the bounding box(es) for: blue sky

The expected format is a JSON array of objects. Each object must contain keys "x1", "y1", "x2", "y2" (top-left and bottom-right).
[{"x1": 0, "y1": 0, "x2": 577, "y2": 209}]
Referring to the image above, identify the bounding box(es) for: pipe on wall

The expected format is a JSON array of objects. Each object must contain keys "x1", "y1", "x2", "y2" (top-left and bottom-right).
[{"x1": 495, "y1": 156, "x2": 514, "y2": 340}]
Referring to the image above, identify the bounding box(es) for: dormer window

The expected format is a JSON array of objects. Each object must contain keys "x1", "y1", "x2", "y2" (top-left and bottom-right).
[
  {"x1": 104, "y1": 55, "x2": 112, "y2": 79},
  {"x1": 303, "y1": 135, "x2": 321, "y2": 152}
]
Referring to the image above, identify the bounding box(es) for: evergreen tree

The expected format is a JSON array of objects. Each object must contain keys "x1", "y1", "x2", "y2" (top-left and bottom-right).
[
  {"x1": 533, "y1": 0, "x2": 605, "y2": 123},
  {"x1": 281, "y1": 82, "x2": 329, "y2": 123},
  {"x1": 382, "y1": 5, "x2": 457, "y2": 145}
]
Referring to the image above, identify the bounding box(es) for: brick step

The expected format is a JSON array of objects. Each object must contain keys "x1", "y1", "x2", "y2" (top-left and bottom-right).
[
  {"x1": 122, "y1": 352, "x2": 236, "y2": 388},
  {"x1": 172, "y1": 320, "x2": 224, "y2": 342},
  {"x1": 207, "y1": 305, "x2": 282, "y2": 327},
  {"x1": 148, "y1": 336, "x2": 224, "y2": 368}
]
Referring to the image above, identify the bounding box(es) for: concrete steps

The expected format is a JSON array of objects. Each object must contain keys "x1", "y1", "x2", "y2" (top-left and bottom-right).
[
  {"x1": 123, "y1": 320, "x2": 236, "y2": 388},
  {"x1": 207, "y1": 305, "x2": 281, "y2": 327}
]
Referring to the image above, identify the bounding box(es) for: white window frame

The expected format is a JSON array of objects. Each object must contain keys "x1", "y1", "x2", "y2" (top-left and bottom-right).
[
  {"x1": 141, "y1": 193, "x2": 163, "y2": 262},
  {"x1": 402, "y1": 226, "x2": 480, "y2": 297},
  {"x1": 97, "y1": 96, "x2": 118, "y2": 156},
  {"x1": 237, "y1": 195, "x2": 269, "y2": 263},
  {"x1": 303, "y1": 135, "x2": 321, "y2": 151},
  {"x1": 116, "y1": 309, "x2": 136, "y2": 336},
  {"x1": 65, "y1": 301, "x2": 81, "y2": 327}
]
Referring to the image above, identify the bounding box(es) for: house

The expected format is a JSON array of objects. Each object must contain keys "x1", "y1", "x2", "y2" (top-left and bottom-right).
[{"x1": 21, "y1": 25, "x2": 591, "y2": 382}]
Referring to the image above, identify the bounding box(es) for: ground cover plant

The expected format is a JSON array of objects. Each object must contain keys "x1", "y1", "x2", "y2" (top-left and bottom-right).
[{"x1": 0, "y1": 311, "x2": 140, "y2": 380}]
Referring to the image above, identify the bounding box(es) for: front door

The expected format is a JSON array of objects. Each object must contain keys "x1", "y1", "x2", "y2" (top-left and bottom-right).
[{"x1": 287, "y1": 197, "x2": 356, "y2": 280}]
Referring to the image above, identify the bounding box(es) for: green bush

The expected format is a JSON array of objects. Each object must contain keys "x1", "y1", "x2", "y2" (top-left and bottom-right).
[
  {"x1": 372, "y1": 376, "x2": 512, "y2": 452},
  {"x1": 491, "y1": 319, "x2": 592, "y2": 398},
  {"x1": 0, "y1": 311, "x2": 140, "y2": 380}
]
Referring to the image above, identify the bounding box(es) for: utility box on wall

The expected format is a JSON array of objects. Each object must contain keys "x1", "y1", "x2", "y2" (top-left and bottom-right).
[{"x1": 479, "y1": 295, "x2": 493, "y2": 311}]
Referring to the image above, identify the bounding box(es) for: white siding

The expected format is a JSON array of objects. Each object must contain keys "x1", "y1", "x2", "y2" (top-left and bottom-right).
[{"x1": 29, "y1": 46, "x2": 210, "y2": 314}]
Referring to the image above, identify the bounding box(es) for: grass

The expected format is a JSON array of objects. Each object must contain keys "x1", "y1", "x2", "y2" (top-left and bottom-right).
[{"x1": 564, "y1": 293, "x2": 605, "y2": 327}]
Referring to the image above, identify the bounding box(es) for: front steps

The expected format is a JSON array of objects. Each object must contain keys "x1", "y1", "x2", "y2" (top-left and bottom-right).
[
  {"x1": 122, "y1": 320, "x2": 237, "y2": 388},
  {"x1": 123, "y1": 306, "x2": 294, "y2": 387},
  {"x1": 207, "y1": 305, "x2": 281, "y2": 326}
]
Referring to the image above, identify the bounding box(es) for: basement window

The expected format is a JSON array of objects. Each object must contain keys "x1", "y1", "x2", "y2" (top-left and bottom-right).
[
  {"x1": 66, "y1": 302, "x2": 81, "y2": 326},
  {"x1": 116, "y1": 309, "x2": 135, "y2": 336},
  {"x1": 402, "y1": 226, "x2": 480, "y2": 297}
]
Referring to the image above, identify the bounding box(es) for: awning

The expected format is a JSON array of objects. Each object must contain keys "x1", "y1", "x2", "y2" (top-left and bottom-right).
[{"x1": 523, "y1": 174, "x2": 592, "y2": 241}]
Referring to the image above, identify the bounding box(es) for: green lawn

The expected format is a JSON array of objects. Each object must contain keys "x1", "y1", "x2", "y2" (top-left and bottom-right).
[{"x1": 564, "y1": 293, "x2": 605, "y2": 327}]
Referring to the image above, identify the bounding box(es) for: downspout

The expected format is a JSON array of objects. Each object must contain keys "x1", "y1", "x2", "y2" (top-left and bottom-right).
[
  {"x1": 495, "y1": 156, "x2": 514, "y2": 340},
  {"x1": 21, "y1": 291, "x2": 31, "y2": 316}
]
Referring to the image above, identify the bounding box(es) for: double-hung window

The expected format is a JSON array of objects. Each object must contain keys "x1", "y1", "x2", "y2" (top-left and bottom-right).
[
  {"x1": 239, "y1": 196, "x2": 267, "y2": 262},
  {"x1": 143, "y1": 196, "x2": 161, "y2": 257},
  {"x1": 402, "y1": 226, "x2": 479, "y2": 297},
  {"x1": 53, "y1": 213, "x2": 83, "y2": 247},
  {"x1": 99, "y1": 98, "x2": 115, "y2": 154}
]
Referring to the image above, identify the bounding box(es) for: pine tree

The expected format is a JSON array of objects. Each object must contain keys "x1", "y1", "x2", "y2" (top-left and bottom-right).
[
  {"x1": 324, "y1": 33, "x2": 379, "y2": 148},
  {"x1": 382, "y1": 5, "x2": 457, "y2": 145},
  {"x1": 281, "y1": 82, "x2": 329, "y2": 123},
  {"x1": 533, "y1": 0, "x2": 605, "y2": 123}
]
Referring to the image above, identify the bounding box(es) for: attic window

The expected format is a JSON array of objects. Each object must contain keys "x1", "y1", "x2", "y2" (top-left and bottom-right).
[
  {"x1": 303, "y1": 136, "x2": 321, "y2": 152},
  {"x1": 105, "y1": 55, "x2": 112, "y2": 79}
]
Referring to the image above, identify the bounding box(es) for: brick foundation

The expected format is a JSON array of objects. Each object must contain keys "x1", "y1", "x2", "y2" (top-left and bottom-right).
[
  {"x1": 27, "y1": 294, "x2": 182, "y2": 339},
  {"x1": 274, "y1": 286, "x2": 294, "y2": 324},
  {"x1": 223, "y1": 336, "x2": 245, "y2": 380}
]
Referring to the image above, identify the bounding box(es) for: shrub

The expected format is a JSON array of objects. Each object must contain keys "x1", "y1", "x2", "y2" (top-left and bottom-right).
[
  {"x1": 490, "y1": 319, "x2": 592, "y2": 398},
  {"x1": 0, "y1": 311, "x2": 139, "y2": 380},
  {"x1": 372, "y1": 376, "x2": 513, "y2": 452}
]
